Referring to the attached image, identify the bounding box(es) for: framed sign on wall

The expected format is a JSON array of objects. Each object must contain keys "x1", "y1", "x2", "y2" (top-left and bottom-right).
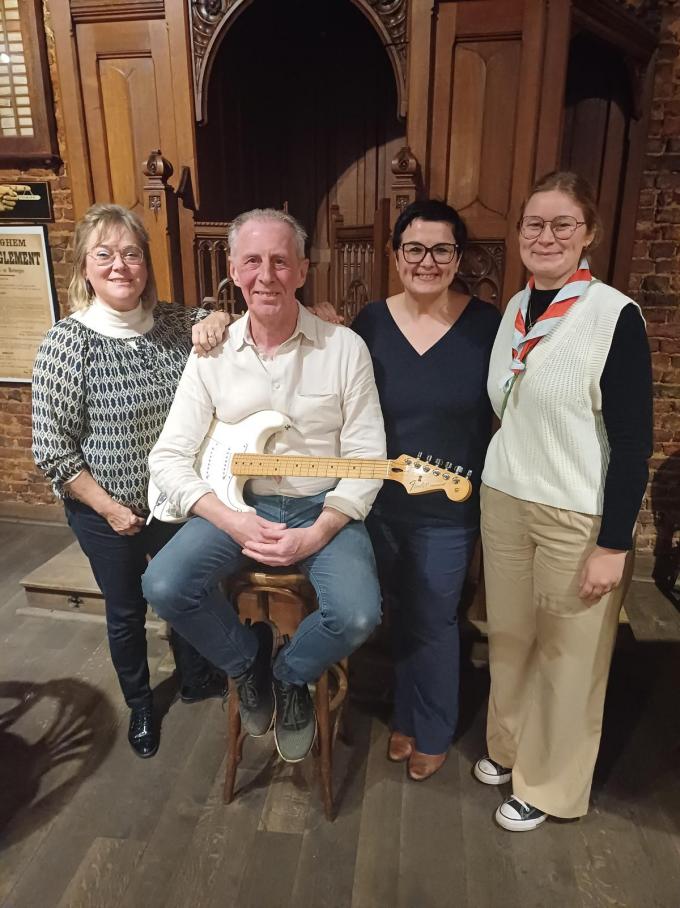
[
  {"x1": 0, "y1": 0, "x2": 59, "y2": 167},
  {"x1": 0, "y1": 224, "x2": 57, "y2": 382}
]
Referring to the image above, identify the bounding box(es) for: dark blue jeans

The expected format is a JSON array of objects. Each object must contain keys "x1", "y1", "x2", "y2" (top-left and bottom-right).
[
  {"x1": 65, "y1": 499, "x2": 216, "y2": 709},
  {"x1": 142, "y1": 492, "x2": 382, "y2": 686},
  {"x1": 367, "y1": 512, "x2": 478, "y2": 754}
]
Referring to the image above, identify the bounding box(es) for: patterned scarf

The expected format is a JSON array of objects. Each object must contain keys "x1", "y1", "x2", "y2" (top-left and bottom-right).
[{"x1": 499, "y1": 257, "x2": 593, "y2": 396}]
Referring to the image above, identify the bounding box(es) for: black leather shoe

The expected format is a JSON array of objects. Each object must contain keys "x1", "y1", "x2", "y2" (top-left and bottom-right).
[
  {"x1": 128, "y1": 706, "x2": 158, "y2": 758},
  {"x1": 180, "y1": 672, "x2": 227, "y2": 704}
]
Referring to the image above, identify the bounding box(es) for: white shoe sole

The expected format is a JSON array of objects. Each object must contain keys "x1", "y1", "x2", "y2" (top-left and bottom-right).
[
  {"x1": 495, "y1": 805, "x2": 547, "y2": 832},
  {"x1": 473, "y1": 760, "x2": 512, "y2": 786},
  {"x1": 274, "y1": 718, "x2": 317, "y2": 763}
]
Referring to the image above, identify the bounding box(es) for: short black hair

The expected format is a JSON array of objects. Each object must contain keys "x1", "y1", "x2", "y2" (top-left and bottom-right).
[{"x1": 392, "y1": 199, "x2": 468, "y2": 254}]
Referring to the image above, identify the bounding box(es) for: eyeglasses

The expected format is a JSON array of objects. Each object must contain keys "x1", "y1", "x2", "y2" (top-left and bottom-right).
[
  {"x1": 519, "y1": 216, "x2": 585, "y2": 240},
  {"x1": 88, "y1": 245, "x2": 145, "y2": 267},
  {"x1": 399, "y1": 242, "x2": 459, "y2": 264}
]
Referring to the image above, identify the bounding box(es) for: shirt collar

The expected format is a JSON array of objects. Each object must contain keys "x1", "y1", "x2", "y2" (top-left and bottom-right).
[{"x1": 231, "y1": 301, "x2": 320, "y2": 352}]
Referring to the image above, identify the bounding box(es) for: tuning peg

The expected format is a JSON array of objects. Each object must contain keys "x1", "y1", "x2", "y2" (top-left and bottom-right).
[
  {"x1": 435, "y1": 458, "x2": 442, "y2": 467},
  {"x1": 426, "y1": 455, "x2": 432, "y2": 463},
  {"x1": 417, "y1": 451, "x2": 423, "y2": 460},
  {"x1": 454, "y1": 465, "x2": 463, "y2": 474},
  {"x1": 466, "y1": 470, "x2": 472, "y2": 479},
  {"x1": 445, "y1": 461, "x2": 452, "y2": 470}
]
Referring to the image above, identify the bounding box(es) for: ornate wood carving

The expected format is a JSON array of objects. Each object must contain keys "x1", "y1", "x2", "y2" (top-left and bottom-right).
[
  {"x1": 454, "y1": 241, "x2": 505, "y2": 308},
  {"x1": 189, "y1": 0, "x2": 408, "y2": 122},
  {"x1": 70, "y1": 0, "x2": 165, "y2": 23},
  {"x1": 142, "y1": 149, "x2": 183, "y2": 301}
]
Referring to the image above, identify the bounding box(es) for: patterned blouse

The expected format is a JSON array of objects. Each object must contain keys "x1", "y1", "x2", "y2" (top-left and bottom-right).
[{"x1": 32, "y1": 302, "x2": 206, "y2": 513}]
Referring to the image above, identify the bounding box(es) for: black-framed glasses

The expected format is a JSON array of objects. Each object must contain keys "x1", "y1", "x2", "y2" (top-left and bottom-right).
[
  {"x1": 519, "y1": 216, "x2": 585, "y2": 240},
  {"x1": 400, "y1": 241, "x2": 459, "y2": 264},
  {"x1": 88, "y1": 245, "x2": 145, "y2": 267}
]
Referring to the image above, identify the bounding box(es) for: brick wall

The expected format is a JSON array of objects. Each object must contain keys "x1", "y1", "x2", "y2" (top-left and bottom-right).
[
  {"x1": 0, "y1": 1, "x2": 74, "y2": 519},
  {"x1": 629, "y1": 0, "x2": 680, "y2": 554}
]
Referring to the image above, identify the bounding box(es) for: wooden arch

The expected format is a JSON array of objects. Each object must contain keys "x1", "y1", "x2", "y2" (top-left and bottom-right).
[{"x1": 189, "y1": 0, "x2": 408, "y2": 124}]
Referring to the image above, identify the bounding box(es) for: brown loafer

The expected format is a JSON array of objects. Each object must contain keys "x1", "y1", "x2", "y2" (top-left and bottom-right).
[
  {"x1": 387, "y1": 731, "x2": 415, "y2": 763},
  {"x1": 407, "y1": 749, "x2": 447, "y2": 781}
]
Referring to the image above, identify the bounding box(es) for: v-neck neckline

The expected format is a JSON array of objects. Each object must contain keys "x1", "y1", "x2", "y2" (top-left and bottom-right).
[{"x1": 384, "y1": 297, "x2": 472, "y2": 358}]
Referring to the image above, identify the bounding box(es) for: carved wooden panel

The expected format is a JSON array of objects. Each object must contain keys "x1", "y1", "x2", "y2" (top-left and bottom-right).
[
  {"x1": 454, "y1": 241, "x2": 505, "y2": 307},
  {"x1": 448, "y1": 41, "x2": 521, "y2": 231},
  {"x1": 429, "y1": 0, "x2": 546, "y2": 302},
  {"x1": 77, "y1": 20, "x2": 179, "y2": 218}
]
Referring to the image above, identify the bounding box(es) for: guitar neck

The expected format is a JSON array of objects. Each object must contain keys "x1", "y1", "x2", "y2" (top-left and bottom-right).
[{"x1": 231, "y1": 453, "x2": 391, "y2": 480}]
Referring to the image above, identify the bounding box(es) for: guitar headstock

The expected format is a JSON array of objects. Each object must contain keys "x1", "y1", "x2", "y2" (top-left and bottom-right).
[{"x1": 388, "y1": 454, "x2": 472, "y2": 503}]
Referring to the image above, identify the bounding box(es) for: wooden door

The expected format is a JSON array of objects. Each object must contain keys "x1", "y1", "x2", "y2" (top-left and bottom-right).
[
  {"x1": 50, "y1": 1, "x2": 198, "y2": 304},
  {"x1": 426, "y1": 0, "x2": 559, "y2": 306}
]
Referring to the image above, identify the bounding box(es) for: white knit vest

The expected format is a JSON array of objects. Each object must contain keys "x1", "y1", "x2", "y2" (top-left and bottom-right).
[{"x1": 482, "y1": 280, "x2": 640, "y2": 516}]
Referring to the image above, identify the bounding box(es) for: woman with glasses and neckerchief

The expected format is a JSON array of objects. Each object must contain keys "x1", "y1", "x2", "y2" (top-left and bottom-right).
[
  {"x1": 474, "y1": 171, "x2": 652, "y2": 832},
  {"x1": 32, "y1": 204, "x2": 229, "y2": 760},
  {"x1": 351, "y1": 199, "x2": 501, "y2": 780}
]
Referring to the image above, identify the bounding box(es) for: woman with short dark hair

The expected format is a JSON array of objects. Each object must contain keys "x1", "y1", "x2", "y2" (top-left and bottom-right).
[{"x1": 352, "y1": 198, "x2": 501, "y2": 780}]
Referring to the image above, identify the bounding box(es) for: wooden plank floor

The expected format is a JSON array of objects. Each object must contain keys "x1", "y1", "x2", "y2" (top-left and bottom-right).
[{"x1": 1, "y1": 522, "x2": 679, "y2": 908}]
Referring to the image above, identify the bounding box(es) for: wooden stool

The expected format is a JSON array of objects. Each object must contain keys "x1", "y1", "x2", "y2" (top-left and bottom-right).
[{"x1": 222, "y1": 569, "x2": 349, "y2": 820}]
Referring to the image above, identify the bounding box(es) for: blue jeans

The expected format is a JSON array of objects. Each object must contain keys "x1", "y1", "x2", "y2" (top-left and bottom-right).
[
  {"x1": 65, "y1": 499, "x2": 218, "y2": 709},
  {"x1": 141, "y1": 492, "x2": 382, "y2": 686},
  {"x1": 367, "y1": 512, "x2": 478, "y2": 754}
]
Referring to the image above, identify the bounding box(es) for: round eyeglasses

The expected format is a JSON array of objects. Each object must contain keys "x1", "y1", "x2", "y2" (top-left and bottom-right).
[
  {"x1": 399, "y1": 242, "x2": 459, "y2": 265},
  {"x1": 519, "y1": 216, "x2": 585, "y2": 240},
  {"x1": 88, "y1": 245, "x2": 145, "y2": 267}
]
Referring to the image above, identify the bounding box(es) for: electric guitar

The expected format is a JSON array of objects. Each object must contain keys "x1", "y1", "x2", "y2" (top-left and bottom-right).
[{"x1": 148, "y1": 410, "x2": 472, "y2": 522}]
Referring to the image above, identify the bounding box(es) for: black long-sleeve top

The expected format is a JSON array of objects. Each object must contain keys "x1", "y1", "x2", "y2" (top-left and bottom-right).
[{"x1": 529, "y1": 288, "x2": 653, "y2": 550}]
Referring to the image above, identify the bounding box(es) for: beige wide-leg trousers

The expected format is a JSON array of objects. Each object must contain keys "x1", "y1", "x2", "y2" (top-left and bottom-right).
[{"x1": 480, "y1": 484, "x2": 630, "y2": 818}]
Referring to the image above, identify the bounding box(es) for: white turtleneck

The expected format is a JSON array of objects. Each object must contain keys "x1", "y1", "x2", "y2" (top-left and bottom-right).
[{"x1": 70, "y1": 297, "x2": 155, "y2": 338}]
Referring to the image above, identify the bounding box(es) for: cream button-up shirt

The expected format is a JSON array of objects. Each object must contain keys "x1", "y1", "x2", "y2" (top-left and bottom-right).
[{"x1": 149, "y1": 302, "x2": 386, "y2": 521}]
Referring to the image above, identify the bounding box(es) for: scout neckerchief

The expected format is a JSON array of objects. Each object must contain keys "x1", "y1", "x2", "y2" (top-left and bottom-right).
[{"x1": 499, "y1": 257, "x2": 593, "y2": 416}]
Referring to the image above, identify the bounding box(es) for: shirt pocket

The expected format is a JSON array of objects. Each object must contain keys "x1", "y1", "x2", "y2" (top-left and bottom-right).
[{"x1": 289, "y1": 391, "x2": 342, "y2": 438}]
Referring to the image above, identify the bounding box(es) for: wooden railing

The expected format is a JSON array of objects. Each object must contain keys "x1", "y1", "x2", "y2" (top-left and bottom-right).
[{"x1": 193, "y1": 221, "x2": 244, "y2": 314}]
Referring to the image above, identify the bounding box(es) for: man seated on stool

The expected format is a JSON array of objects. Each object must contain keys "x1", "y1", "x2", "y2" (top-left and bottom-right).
[{"x1": 142, "y1": 208, "x2": 385, "y2": 762}]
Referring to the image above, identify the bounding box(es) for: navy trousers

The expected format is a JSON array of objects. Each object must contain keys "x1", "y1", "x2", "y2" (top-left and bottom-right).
[
  {"x1": 367, "y1": 512, "x2": 478, "y2": 754},
  {"x1": 65, "y1": 499, "x2": 216, "y2": 709}
]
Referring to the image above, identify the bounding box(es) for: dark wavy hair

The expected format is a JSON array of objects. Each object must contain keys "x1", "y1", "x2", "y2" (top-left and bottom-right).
[{"x1": 392, "y1": 199, "x2": 468, "y2": 254}]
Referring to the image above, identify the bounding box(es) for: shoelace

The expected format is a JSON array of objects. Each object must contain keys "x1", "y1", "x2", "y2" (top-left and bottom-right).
[
  {"x1": 280, "y1": 685, "x2": 309, "y2": 730},
  {"x1": 235, "y1": 673, "x2": 259, "y2": 710},
  {"x1": 511, "y1": 797, "x2": 532, "y2": 813}
]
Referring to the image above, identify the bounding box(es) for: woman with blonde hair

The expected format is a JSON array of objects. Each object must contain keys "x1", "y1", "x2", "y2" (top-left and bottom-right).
[
  {"x1": 474, "y1": 172, "x2": 652, "y2": 830},
  {"x1": 32, "y1": 203, "x2": 228, "y2": 758}
]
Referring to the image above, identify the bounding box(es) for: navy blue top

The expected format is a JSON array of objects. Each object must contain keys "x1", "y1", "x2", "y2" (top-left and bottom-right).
[{"x1": 352, "y1": 298, "x2": 502, "y2": 527}]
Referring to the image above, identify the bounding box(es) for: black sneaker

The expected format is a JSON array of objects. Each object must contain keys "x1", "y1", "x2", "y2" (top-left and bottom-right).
[
  {"x1": 495, "y1": 796, "x2": 547, "y2": 832},
  {"x1": 233, "y1": 622, "x2": 275, "y2": 737},
  {"x1": 180, "y1": 671, "x2": 227, "y2": 704},
  {"x1": 473, "y1": 755, "x2": 512, "y2": 785},
  {"x1": 128, "y1": 705, "x2": 158, "y2": 759},
  {"x1": 272, "y1": 677, "x2": 316, "y2": 763}
]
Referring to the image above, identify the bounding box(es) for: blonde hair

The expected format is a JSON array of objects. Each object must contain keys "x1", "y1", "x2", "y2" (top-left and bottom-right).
[
  {"x1": 68, "y1": 204, "x2": 158, "y2": 312},
  {"x1": 518, "y1": 170, "x2": 603, "y2": 250}
]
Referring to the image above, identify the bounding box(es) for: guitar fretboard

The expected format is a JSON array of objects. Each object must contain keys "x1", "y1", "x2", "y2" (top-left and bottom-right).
[{"x1": 231, "y1": 453, "x2": 392, "y2": 479}]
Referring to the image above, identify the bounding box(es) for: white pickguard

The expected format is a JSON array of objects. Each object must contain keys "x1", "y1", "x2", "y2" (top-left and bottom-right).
[{"x1": 148, "y1": 410, "x2": 290, "y2": 522}]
